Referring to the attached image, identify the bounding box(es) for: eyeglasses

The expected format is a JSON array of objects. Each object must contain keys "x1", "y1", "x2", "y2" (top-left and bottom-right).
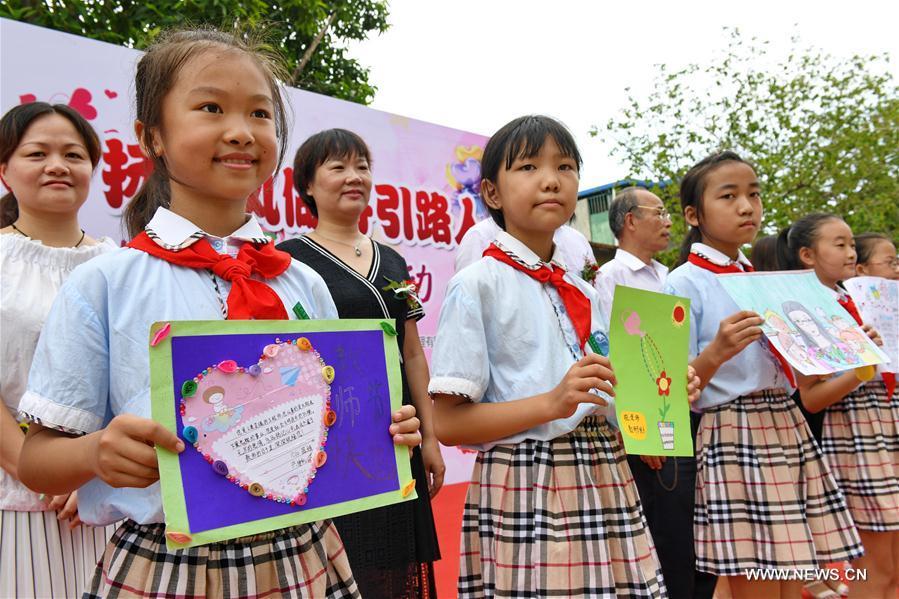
[
  {"x1": 633, "y1": 205, "x2": 671, "y2": 221},
  {"x1": 867, "y1": 257, "x2": 899, "y2": 269}
]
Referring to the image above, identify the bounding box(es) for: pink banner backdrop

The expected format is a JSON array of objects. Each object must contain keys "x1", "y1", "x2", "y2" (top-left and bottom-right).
[{"x1": 0, "y1": 17, "x2": 482, "y2": 485}]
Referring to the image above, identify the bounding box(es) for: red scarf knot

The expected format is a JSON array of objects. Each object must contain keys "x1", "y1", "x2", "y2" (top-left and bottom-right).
[{"x1": 128, "y1": 231, "x2": 292, "y2": 320}]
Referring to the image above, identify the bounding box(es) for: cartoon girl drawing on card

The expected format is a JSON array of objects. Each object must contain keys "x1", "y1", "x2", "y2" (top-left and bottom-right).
[
  {"x1": 782, "y1": 300, "x2": 854, "y2": 368},
  {"x1": 202, "y1": 385, "x2": 244, "y2": 433},
  {"x1": 763, "y1": 309, "x2": 826, "y2": 372}
]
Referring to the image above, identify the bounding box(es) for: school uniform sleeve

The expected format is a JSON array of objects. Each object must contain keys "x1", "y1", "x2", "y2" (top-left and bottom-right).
[
  {"x1": 428, "y1": 276, "x2": 489, "y2": 400},
  {"x1": 18, "y1": 280, "x2": 109, "y2": 435}
]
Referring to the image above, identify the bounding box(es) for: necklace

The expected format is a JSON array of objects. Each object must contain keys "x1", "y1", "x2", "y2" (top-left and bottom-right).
[
  {"x1": 11, "y1": 222, "x2": 86, "y2": 247},
  {"x1": 311, "y1": 231, "x2": 367, "y2": 257}
]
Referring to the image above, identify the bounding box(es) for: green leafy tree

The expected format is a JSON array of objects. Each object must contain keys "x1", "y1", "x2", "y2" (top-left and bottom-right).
[
  {"x1": 2, "y1": 0, "x2": 389, "y2": 104},
  {"x1": 595, "y1": 28, "x2": 899, "y2": 265}
]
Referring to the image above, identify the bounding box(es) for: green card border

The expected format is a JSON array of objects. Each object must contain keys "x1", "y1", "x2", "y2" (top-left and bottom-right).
[{"x1": 149, "y1": 319, "x2": 414, "y2": 549}]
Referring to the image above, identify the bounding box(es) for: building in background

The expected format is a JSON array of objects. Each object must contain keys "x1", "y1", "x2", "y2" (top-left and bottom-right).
[{"x1": 574, "y1": 179, "x2": 665, "y2": 264}]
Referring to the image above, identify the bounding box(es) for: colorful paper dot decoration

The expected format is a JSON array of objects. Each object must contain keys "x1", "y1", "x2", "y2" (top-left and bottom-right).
[
  {"x1": 212, "y1": 460, "x2": 229, "y2": 476},
  {"x1": 217, "y1": 359, "x2": 238, "y2": 373},
  {"x1": 249, "y1": 483, "x2": 265, "y2": 497},
  {"x1": 402, "y1": 479, "x2": 416, "y2": 498},
  {"x1": 247, "y1": 364, "x2": 262, "y2": 377},
  {"x1": 294, "y1": 493, "x2": 308, "y2": 506},
  {"x1": 324, "y1": 409, "x2": 337, "y2": 426},
  {"x1": 297, "y1": 337, "x2": 312, "y2": 351},
  {"x1": 263, "y1": 344, "x2": 280, "y2": 358},
  {"x1": 181, "y1": 380, "x2": 198, "y2": 398},
  {"x1": 182, "y1": 426, "x2": 198, "y2": 444},
  {"x1": 314, "y1": 451, "x2": 328, "y2": 468},
  {"x1": 322, "y1": 365, "x2": 335, "y2": 384},
  {"x1": 165, "y1": 531, "x2": 193, "y2": 545},
  {"x1": 150, "y1": 322, "x2": 171, "y2": 347}
]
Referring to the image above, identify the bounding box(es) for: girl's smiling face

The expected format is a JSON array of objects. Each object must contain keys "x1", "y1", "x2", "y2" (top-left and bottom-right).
[
  {"x1": 142, "y1": 49, "x2": 278, "y2": 208},
  {"x1": 685, "y1": 161, "x2": 762, "y2": 258},
  {"x1": 798, "y1": 218, "x2": 857, "y2": 288}
]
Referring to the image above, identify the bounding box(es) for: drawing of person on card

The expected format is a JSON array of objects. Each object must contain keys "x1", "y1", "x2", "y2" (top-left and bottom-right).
[
  {"x1": 783, "y1": 301, "x2": 853, "y2": 367},
  {"x1": 202, "y1": 385, "x2": 244, "y2": 433}
]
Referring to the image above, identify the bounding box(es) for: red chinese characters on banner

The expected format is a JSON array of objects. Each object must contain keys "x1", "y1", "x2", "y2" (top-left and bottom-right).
[
  {"x1": 406, "y1": 262, "x2": 434, "y2": 304},
  {"x1": 247, "y1": 174, "x2": 477, "y2": 247},
  {"x1": 247, "y1": 167, "x2": 317, "y2": 232},
  {"x1": 101, "y1": 138, "x2": 153, "y2": 209}
]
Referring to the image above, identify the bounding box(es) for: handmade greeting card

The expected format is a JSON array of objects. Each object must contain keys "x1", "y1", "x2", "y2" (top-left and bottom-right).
[
  {"x1": 844, "y1": 277, "x2": 898, "y2": 373},
  {"x1": 717, "y1": 270, "x2": 889, "y2": 375},
  {"x1": 149, "y1": 319, "x2": 414, "y2": 549},
  {"x1": 608, "y1": 285, "x2": 693, "y2": 456}
]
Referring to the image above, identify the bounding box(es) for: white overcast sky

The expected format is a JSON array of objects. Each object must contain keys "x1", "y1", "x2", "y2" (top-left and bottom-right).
[{"x1": 347, "y1": 0, "x2": 899, "y2": 190}]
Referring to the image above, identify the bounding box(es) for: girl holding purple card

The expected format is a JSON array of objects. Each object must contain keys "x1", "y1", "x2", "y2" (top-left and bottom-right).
[{"x1": 15, "y1": 27, "x2": 422, "y2": 599}]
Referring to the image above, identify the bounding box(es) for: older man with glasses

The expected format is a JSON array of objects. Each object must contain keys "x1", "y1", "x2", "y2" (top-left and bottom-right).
[{"x1": 596, "y1": 187, "x2": 717, "y2": 599}]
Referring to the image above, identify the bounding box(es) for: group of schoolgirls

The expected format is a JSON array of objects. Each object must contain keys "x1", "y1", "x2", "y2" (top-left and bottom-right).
[{"x1": 1, "y1": 22, "x2": 897, "y2": 599}]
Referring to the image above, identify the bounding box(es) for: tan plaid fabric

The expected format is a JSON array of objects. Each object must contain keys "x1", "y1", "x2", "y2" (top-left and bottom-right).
[
  {"x1": 694, "y1": 390, "x2": 863, "y2": 576},
  {"x1": 85, "y1": 520, "x2": 359, "y2": 598},
  {"x1": 822, "y1": 380, "x2": 899, "y2": 532},
  {"x1": 458, "y1": 416, "x2": 666, "y2": 598}
]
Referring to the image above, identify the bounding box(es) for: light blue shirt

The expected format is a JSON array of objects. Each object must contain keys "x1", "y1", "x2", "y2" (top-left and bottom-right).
[
  {"x1": 429, "y1": 231, "x2": 612, "y2": 451},
  {"x1": 19, "y1": 209, "x2": 338, "y2": 526},
  {"x1": 664, "y1": 243, "x2": 790, "y2": 410}
]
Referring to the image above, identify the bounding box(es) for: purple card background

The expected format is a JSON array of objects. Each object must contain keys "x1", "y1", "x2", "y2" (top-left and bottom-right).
[{"x1": 172, "y1": 331, "x2": 399, "y2": 533}]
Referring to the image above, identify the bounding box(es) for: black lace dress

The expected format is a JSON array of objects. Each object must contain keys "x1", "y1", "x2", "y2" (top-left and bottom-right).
[{"x1": 278, "y1": 235, "x2": 441, "y2": 599}]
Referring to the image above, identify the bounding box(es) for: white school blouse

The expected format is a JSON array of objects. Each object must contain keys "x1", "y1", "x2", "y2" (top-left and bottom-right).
[
  {"x1": 1, "y1": 233, "x2": 117, "y2": 511},
  {"x1": 663, "y1": 243, "x2": 790, "y2": 411},
  {"x1": 18, "y1": 209, "x2": 338, "y2": 525},
  {"x1": 429, "y1": 230, "x2": 611, "y2": 452}
]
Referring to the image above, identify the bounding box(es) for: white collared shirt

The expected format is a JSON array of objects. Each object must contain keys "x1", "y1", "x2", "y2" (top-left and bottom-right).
[
  {"x1": 454, "y1": 218, "x2": 595, "y2": 277},
  {"x1": 19, "y1": 208, "x2": 338, "y2": 525},
  {"x1": 430, "y1": 230, "x2": 611, "y2": 451},
  {"x1": 595, "y1": 248, "x2": 669, "y2": 324},
  {"x1": 664, "y1": 242, "x2": 790, "y2": 410}
]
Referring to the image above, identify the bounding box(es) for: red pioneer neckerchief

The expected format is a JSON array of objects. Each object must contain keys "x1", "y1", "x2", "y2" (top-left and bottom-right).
[
  {"x1": 128, "y1": 231, "x2": 292, "y2": 320},
  {"x1": 483, "y1": 243, "x2": 592, "y2": 351}
]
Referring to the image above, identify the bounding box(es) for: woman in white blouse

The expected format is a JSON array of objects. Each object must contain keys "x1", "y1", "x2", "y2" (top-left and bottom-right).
[{"x1": 0, "y1": 102, "x2": 118, "y2": 598}]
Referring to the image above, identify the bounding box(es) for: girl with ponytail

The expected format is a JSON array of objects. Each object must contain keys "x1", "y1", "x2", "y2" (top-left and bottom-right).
[
  {"x1": 15, "y1": 28, "x2": 421, "y2": 598},
  {"x1": 776, "y1": 213, "x2": 898, "y2": 598},
  {"x1": 664, "y1": 152, "x2": 862, "y2": 598}
]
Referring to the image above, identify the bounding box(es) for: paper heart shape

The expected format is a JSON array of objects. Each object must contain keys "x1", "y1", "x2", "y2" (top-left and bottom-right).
[
  {"x1": 179, "y1": 338, "x2": 335, "y2": 504},
  {"x1": 68, "y1": 88, "x2": 97, "y2": 121},
  {"x1": 450, "y1": 157, "x2": 481, "y2": 188},
  {"x1": 104, "y1": 89, "x2": 118, "y2": 99}
]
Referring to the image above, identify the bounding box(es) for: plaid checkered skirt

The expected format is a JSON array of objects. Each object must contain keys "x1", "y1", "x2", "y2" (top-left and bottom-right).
[
  {"x1": 694, "y1": 390, "x2": 863, "y2": 576},
  {"x1": 458, "y1": 416, "x2": 666, "y2": 598},
  {"x1": 821, "y1": 380, "x2": 899, "y2": 532},
  {"x1": 84, "y1": 519, "x2": 359, "y2": 598}
]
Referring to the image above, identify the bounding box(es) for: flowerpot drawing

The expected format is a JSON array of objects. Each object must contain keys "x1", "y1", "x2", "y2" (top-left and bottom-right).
[{"x1": 658, "y1": 421, "x2": 675, "y2": 450}]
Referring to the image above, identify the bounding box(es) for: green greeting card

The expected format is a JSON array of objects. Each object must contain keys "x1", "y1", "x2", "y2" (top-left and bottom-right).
[{"x1": 608, "y1": 286, "x2": 693, "y2": 456}]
